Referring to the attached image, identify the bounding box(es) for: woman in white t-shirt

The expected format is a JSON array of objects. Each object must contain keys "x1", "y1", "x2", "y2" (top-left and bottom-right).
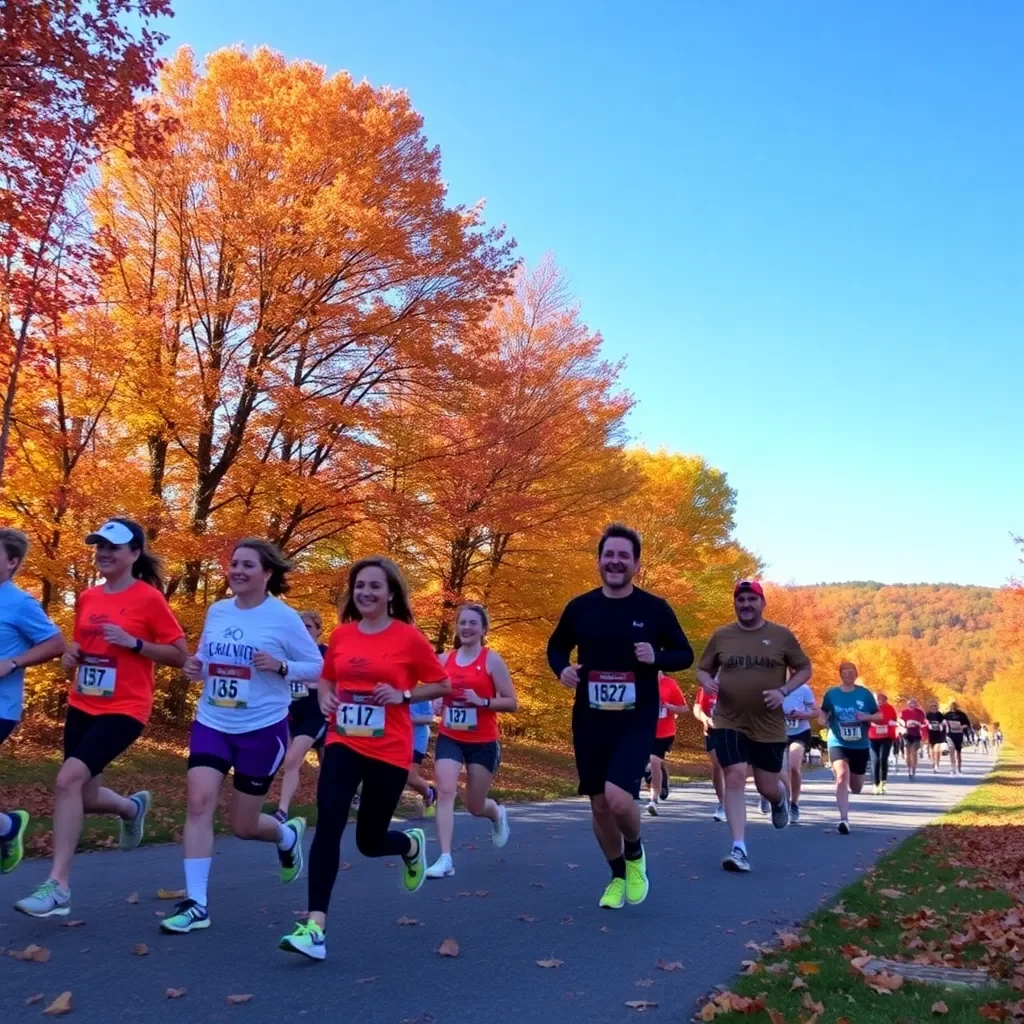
[
  {"x1": 780, "y1": 683, "x2": 817, "y2": 824},
  {"x1": 160, "y1": 538, "x2": 323, "y2": 935}
]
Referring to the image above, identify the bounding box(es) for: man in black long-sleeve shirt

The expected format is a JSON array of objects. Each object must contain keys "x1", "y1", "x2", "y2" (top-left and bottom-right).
[{"x1": 547, "y1": 523, "x2": 693, "y2": 911}]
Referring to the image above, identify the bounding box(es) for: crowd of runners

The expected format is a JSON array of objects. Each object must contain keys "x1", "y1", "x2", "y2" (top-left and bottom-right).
[{"x1": 0, "y1": 520, "x2": 999, "y2": 960}]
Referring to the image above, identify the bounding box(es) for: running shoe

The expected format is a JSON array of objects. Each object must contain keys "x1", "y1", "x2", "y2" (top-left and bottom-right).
[
  {"x1": 880, "y1": 781, "x2": 888, "y2": 795},
  {"x1": 770, "y1": 798, "x2": 790, "y2": 830},
  {"x1": 160, "y1": 898, "x2": 210, "y2": 934},
  {"x1": 872, "y1": 784, "x2": 881, "y2": 795},
  {"x1": 492, "y1": 805, "x2": 510, "y2": 847},
  {"x1": 119, "y1": 790, "x2": 151, "y2": 852},
  {"x1": 14, "y1": 879, "x2": 70, "y2": 918},
  {"x1": 789, "y1": 802, "x2": 801, "y2": 824},
  {"x1": 643, "y1": 766, "x2": 653, "y2": 787},
  {"x1": 426, "y1": 853, "x2": 455, "y2": 878},
  {"x1": 712, "y1": 803, "x2": 727, "y2": 822},
  {"x1": 0, "y1": 810, "x2": 29, "y2": 874},
  {"x1": 722, "y1": 846, "x2": 751, "y2": 873},
  {"x1": 660, "y1": 777, "x2": 670, "y2": 801},
  {"x1": 759, "y1": 796, "x2": 770, "y2": 815},
  {"x1": 279, "y1": 920, "x2": 326, "y2": 961},
  {"x1": 625, "y1": 849, "x2": 649, "y2": 905},
  {"x1": 278, "y1": 817, "x2": 306, "y2": 884},
  {"x1": 402, "y1": 828, "x2": 426, "y2": 893},
  {"x1": 423, "y1": 786, "x2": 437, "y2": 819},
  {"x1": 599, "y1": 878, "x2": 626, "y2": 909},
  {"x1": 838, "y1": 819, "x2": 851, "y2": 835}
]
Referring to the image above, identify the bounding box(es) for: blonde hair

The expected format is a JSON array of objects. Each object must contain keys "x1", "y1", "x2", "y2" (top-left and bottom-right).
[{"x1": 300, "y1": 609, "x2": 323, "y2": 632}]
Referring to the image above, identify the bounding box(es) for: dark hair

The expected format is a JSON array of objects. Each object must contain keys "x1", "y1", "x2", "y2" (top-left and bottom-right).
[
  {"x1": 452, "y1": 602, "x2": 489, "y2": 649},
  {"x1": 111, "y1": 517, "x2": 164, "y2": 590},
  {"x1": 341, "y1": 557, "x2": 414, "y2": 624},
  {"x1": 0, "y1": 528, "x2": 29, "y2": 572},
  {"x1": 232, "y1": 537, "x2": 293, "y2": 596},
  {"x1": 598, "y1": 522, "x2": 641, "y2": 561}
]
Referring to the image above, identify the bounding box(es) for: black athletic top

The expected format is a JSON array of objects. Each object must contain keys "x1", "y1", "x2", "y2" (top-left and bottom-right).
[
  {"x1": 926, "y1": 710, "x2": 946, "y2": 736},
  {"x1": 547, "y1": 587, "x2": 693, "y2": 721}
]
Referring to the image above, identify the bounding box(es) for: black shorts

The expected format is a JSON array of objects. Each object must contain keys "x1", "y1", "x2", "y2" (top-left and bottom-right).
[
  {"x1": 713, "y1": 728, "x2": 786, "y2": 773},
  {"x1": 0, "y1": 717, "x2": 18, "y2": 745},
  {"x1": 704, "y1": 727, "x2": 717, "y2": 753},
  {"x1": 413, "y1": 748, "x2": 426, "y2": 766},
  {"x1": 572, "y1": 711, "x2": 655, "y2": 799},
  {"x1": 828, "y1": 745, "x2": 870, "y2": 776},
  {"x1": 63, "y1": 706, "x2": 144, "y2": 778},
  {"x1": 948, "y1": 733, "x2": 963, "y2": 752},
  {"x1": 434, "y1": 734, "x2": 501, "y2": 775},
  {"x1": 905, "y1": 733, "x2": 921, "y2": 747},
  {"x1": 787, "y1": 730, "x2": 813, "y2": 750},
  {"x1": 288, "y1": 692, "x2": 326, "y2": 744},
  {"x1": 928, "y1": 731, "x2": 944, "y2": 746},
  {"x1": 651, "y1": 736, "x2": 674, "y2": 760}
]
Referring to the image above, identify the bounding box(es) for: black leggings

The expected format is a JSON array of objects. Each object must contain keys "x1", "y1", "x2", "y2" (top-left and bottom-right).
[
  {"x1": 870, "y1": 738, "x2": 893, "y2": 785},
  {"x1": 308, "y1": 742, "x2": 411, "y2": 914}
]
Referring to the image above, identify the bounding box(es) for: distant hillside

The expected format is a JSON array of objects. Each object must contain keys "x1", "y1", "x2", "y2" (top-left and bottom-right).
[{"x1": 794, "y1": 582, "x2": 1010, "y2": 693}]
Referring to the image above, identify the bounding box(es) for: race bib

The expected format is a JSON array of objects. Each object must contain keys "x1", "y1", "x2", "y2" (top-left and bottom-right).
[
  {"x1": 948, "y1": 719, "x2": 963, "y2": 734},
  {"x1": 290, "y1": 679, "x2": 309, "y2": 701},
  {"x1": 839, "y1": 723, "x2": 861, "y2": 742},
  {"x1": 444, "y1": 701, "x2": 478, "y2": 731},
  {"x1": 905, "y1": 720, "x2": 920, "y2": 732},
  {"x1": 785, "y1": 717, "x2": 802, "y2": 731},
  {"x1": 207, "y1": 664, "x2": 252, "y2": 709},
  {"x1": 335, "y1": 691, "x2": 385, "y2": 738},
  {"x1": 76, "y1": 655, "x2": 118, "y2": 698},
  {"x1": 588, "y1": 672, "x2": 636, "y2": 711}
]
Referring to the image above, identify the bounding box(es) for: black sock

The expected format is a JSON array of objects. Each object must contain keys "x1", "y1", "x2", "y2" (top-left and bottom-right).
[
  {"x1": 609, "y1": 855, "x2": 626, "y2": 879},
  {"x1": 623, "y1": 837, "x2": 643, "y2": 861}
]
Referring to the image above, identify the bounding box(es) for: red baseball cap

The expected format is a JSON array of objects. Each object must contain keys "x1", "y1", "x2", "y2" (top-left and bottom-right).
[{"x1": 734, "y1": 578, "x2": 765, "y2": 599}]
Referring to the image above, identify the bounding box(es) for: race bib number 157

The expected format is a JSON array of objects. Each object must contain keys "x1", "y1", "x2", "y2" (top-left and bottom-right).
[{"x1": 76, "y1": 655, "x2": 118, "y2": 698}]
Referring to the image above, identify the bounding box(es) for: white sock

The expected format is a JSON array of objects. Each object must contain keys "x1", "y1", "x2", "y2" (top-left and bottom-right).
[
  {"x1": 276, "y1": 823, "x2": 297, "y2": 852},
  {"x1": 184, "y1": 857, "x2": 211, "y2": 908},
  {"x1": 732, "y1": 839, "x2": 748, "y2": 854}
]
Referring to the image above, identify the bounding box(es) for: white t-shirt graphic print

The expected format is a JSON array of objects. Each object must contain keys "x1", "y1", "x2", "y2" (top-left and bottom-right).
[{"x1": 194, "y1": 596, "x2": 324, "y2": 734}]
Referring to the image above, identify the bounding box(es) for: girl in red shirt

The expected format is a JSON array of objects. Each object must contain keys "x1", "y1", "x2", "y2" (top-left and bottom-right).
[
  {"x1": 868, "y1": 692, "x2": 899, "y2": 794},
  {"x1": 279, "y1": 557, "x2": 450, "y2": 962},
  {"x1": 693, "y1": 684, "x2": 726, "y2": 821},
  {"x1": 425, "y1": 602, "x2": 518, "y2": 879}
]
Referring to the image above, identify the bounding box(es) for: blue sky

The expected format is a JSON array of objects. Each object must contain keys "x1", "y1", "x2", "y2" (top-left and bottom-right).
[{"x1": 160, "y1": 1, "x2": 1023, "y2": 588}]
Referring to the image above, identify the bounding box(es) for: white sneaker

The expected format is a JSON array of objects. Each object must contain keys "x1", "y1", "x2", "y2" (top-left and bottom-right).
[
  {"x1": 712, "y1": 804, "x2": 727, "y2": 822},
  {"x1": 491, "y1": 805, "x2": 510, "y2": 848},
  {"x1": 722, "y1": 846, "x2": 751, "y2": 872},
  {"x1": 426, "y1": 853, "x2": 455, "y2": 879},
  {"x1": 647, "y1": 801, "x2": 659, "y2": 816},
  {"x1": 838, "y1": 819, "x2": 851, "y2": 835}
]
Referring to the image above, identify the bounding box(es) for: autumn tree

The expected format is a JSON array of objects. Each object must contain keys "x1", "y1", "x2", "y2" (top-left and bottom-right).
[{"x1": 0, "y1": 0, "x2": 171, "y2": 484}]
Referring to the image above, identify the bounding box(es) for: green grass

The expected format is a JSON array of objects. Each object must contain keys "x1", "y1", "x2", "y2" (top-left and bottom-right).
[{"x1": 708, "y1": 752, "x2": 1024, "y2": 1023}]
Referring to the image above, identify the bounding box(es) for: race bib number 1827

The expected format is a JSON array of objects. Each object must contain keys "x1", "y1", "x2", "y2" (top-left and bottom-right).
[{"x1": 588, "y1": 672, "x2": 636, "y2": 711}]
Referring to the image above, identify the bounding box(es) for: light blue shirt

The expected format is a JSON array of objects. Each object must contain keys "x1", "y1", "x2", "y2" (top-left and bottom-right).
[
  {"x1": 821, "y1": 684, "x2": 878, "y2": 750},
  {"x1": 411, "y1": 700, "x2": 433, "y2": 754},
  {"x1": 0, "y1": 579, "x2": 61, "y2": 722}
]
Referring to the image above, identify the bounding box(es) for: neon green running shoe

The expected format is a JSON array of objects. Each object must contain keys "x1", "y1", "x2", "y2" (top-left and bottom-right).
[
  {"x1": 277, "y1": 817, "x2": 306, "y2": 884},
  {"x1": 279, "y1": 920, "x2": 326, "y2": 961},
  {"x1": 599, "y1": 877, "x2": 626, "y2": 909},
  {"x1": 625, "y1": 849, "x2": 649, "y2": 905},
  {"x1": 402, "y1": 828, "x2": 426, "y2": 893},
  {"x1": 0, "y1": 810, "x2": 29, "y2": 874}
]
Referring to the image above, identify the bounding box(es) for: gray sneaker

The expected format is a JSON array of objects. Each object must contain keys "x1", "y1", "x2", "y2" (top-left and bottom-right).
[
  {"x1": 759, "y1": 796, "x2": 770, "y2": 815},
  {"x1": 789, "y1": 802, "x2": 801, "y2": 824},
  {"x1": 770, "y1": 799, "x2": 790, "y2": 830},
  {"x1": 119, "y1": 790, "x2": 151, "y2": 852},
  {"x1": 722, "y1": 846, "x2": 751, "y2": 873},
  {"x1": 15, "y1": 879, "x2": 71, "y2": 918}
]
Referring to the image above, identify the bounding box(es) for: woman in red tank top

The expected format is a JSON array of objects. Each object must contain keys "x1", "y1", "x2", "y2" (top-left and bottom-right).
[{"x1": 425, "y1": 603, "x2": 518, "y2": 880}]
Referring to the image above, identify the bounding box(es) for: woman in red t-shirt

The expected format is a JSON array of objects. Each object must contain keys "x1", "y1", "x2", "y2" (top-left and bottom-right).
[
  {"x1": 15, "y1": 518, "x2": 187, "y2": 920},
  {"x1": 279, "y1": 557, "x2": 450, "y2": 962},
  {"x1": 425, "y1": 602, "x2": 518, "y2": 880},
  {"x1": 646, "y1": 673, "x2": 686, "y2": 815},
  {"x1": 868, "y1": 692, "x2": 899, "y2": 793},
  {"x1": 693, "y1": 684, "x2": 726, "y2": 821}
]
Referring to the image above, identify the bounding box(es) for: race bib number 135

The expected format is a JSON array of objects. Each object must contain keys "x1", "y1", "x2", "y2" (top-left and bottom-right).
[{"x1": 207, "y1": 664, "x2": 252, "y2": 709}]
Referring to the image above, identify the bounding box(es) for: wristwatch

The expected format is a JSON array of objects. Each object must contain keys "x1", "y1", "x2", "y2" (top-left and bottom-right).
[
  {"x1": 277, "y1": 661, "x2": 289, "y2": 677},
  {"x1": 402, "y1": 690, "x2": 413, "y2": 703},
  {"x1": 133, "y1": 638, "x2": 144, "y2": 653}
]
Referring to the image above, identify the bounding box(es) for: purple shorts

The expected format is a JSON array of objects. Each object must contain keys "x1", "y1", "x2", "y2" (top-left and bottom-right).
[{"x1": 187, "y1": 718, "x2": 289, "y2": 796}]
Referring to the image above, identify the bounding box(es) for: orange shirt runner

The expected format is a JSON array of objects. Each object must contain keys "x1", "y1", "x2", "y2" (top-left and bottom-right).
[
  {"x1": 656, "y1": 674, "x2": 686, "y2": 739},
  {"x1": 322, "y1": 620, "x2": 448, "y2": 769},
  {"x1": 438, "y1": 648, "x2": 499, "y2": 744},
  {"x1": 869, "y1": 703, "x2": 898, "y2": 741},
  {"x1": 68, "y1": 581, "x2": 186, "y2": 724}
]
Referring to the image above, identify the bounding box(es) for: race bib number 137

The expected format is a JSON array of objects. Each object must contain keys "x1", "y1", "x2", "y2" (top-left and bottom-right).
[
  {"x1": 588, "y1": 672, "x2": 636, "y2": 711},
  {"x1": 76, "y1": 655, "x2": 118, "y2": 698}
]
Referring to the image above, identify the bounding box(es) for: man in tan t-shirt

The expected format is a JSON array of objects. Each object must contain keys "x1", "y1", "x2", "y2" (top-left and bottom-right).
[{"x1": 696, "y1": 580, "x2": 812, "y2": 873}]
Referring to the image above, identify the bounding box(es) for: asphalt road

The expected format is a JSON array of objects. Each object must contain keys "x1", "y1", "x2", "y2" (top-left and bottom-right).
[{"x1": 0, "y1": 751, "x2": 990, "y2": 1023}]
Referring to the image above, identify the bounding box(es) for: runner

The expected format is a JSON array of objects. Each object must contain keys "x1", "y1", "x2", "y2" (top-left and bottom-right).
[
  {"x1": 547, "y1": 523, "x2": 693, "y2": 907},
  {"x1": 273, "y1": 609, "x2": 329, "y2": 824},
  {"x1": 994, "y1": 725, "x2": 1003, "y2": 750},
  {"x1": 15, "y1": 519, "x2": 187, "y2": 918},
  {"x1": 695, "y1": 579, "x2": 811, "y2": 873},
  {"x1": 925, "y1": 700, "x2": 946, "y2": 774},
  {"x1": 944, "y1": 701, "x2": 971, "y2": 775},
  {"x1": 781, "y1": 680, "x2": 818, "y2": 823},
  {"x1": 646, "y1": 672, "x2": 687, "y2": 815},
  {"x1": 279, "y1": 556, "x2": 450, "y2": 961},
  {"x1": 426, "y1": 602, "x2": 516, "y2": 878},
  {"x1": 407, "y1": 699, "x2": 437, "y2": 817},
  {"x1": 0, "y1": 529, "x2": 66, "y2": 875},
  {"x1": 868, "y1": 691, "x2": 898, "y2": 794},
  {"x1": 978, "y1": 723, "x2": 990, "y2": 755},
  {"x1": 819, "y1": 662, "x2": 882, "y2": 834},
  {"x1": 899, "y1": 697, "x2": 927, "y2": 779},
  {"x1": 161, "y1": 539, "x2": 324, "y2": 935},
  {"x1": 693, "y1": 684, "x2": 726, "y2": 821}
]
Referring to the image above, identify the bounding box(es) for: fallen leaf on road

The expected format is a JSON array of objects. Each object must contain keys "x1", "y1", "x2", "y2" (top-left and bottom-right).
[
  {"x1": 166, "y1": 988, "x2": 186, "y2": 999},
  {"x1": 12, "y1": 944, "x2": 51, "y2": 962},
  {"x1": 339, "y1": 862, "x2": 352, "y2": 871},
  {"x1": 126, "y1": 892, "x2": 139, "y2": 904},
  {"x1": 634, "y1": 979, "x2": 654, "y2": 987},
  {"x1": 531, "y1": 881, "x2": 547, "y2": 889},
  {"x1": 157, "y1": 888, "x2": 186, "y2": 900},
  {"x1": 796, "y1": 961, "x2": 820, "y2": 976},
  {"x1": 741, "y1": 919, "x2": 758, "y2": 925},
  {"x1": 624, "y1": 1001, "x2": 657, "y2": 1011},
  {"x1": 777, "y1": 930, "x2": 803, "y2": 950},
  {"x1": 741, "y1": 960, "x2": 762, "y2": 975},
  {"x1": 566, "y1": 863, "x2": 578, "y2": 869},
  {"x1": 656, "y1": 959, "x2": 683, "y2": 972},
  {"x1": 226, "y1": 994, "x2": 253, "y2": 1004},
  {"x1": 537, "y1": 958, "x2": 564, "y2": 968},
  {"x1": 133, "y1": 943, "x2": 149, "y2": 956},
  {"x1": 43, "y1": 992, "x2": 72, "y2": 1016},
  {"x1": 154, "y1": 912, "x2": 165, "y2": 918},
  {"x1": 437, "y1": 938, "x2": 460, "y2": 958},
  {"x1": 517, "y1": 914, "x2": 536, "y2": 923},
  {"x1": 600, "y1": 926, "x2": 611, "y2": 934},
  {"x1": 560, "y1": 916, "x2": 573, "y2": 925},
  {"x1": 25, "y1": 994, "x2": 44, "y2": 1005},
  {"x1": 62, "y1": 920, "x2": 85, "y2": 929},
  {"x1": 355, "y1": 977, "x2": 378, "y2": 985},
  {"x1": 474, "y1": 891, "x2": 490, "y2": 897},
  {"x1": 396, "y1": 916, "x2": 423, "y2": 927},
  {"x1": 931, "y1": 1001, "x2": 948, "y2": 1016}
]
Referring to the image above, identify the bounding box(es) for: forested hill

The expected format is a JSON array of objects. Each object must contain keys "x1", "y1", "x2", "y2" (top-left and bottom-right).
[{"x1": 794, "y1": 582, "x2": 1009, "y2": 693}]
